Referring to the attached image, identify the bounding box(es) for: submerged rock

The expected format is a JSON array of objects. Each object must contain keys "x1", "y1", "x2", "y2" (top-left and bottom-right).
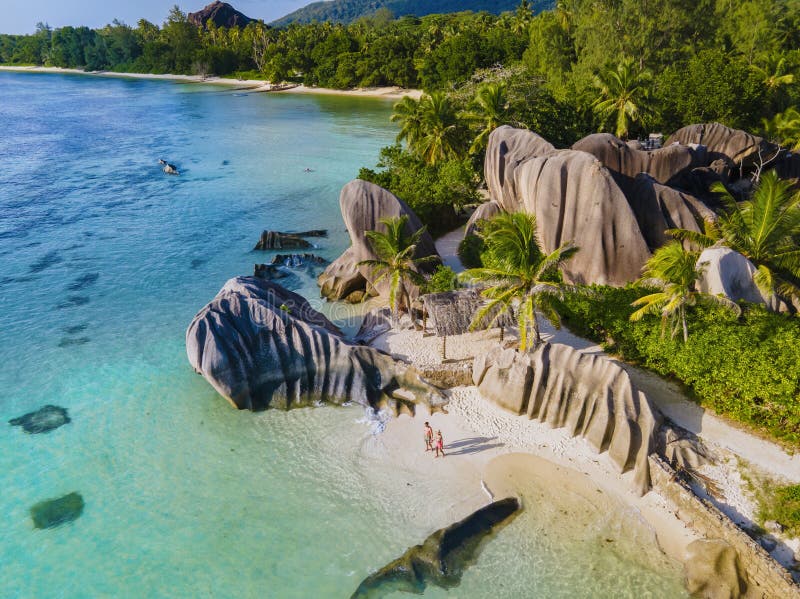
[
  {"x1": 270, "y1": 253, "x2": 328, "y2": 267},
  {"x1": 351, "y1": 498, "x2": 520, "y2": 598},
  {"x1": 186, "y1": 277, "x2": 444, "y2": 412},
  {"x1": 9, "y1": 405, "x2": 71, "y2": 434},
  {"x1": 318, "y1": 180, "x2": 440, "y2": 301},
  {"x1": 473, "y1": 343, "x2": 660, "y2": 495},
  {"x1": 684, "y1": 539, "x2": 750, "y2": 599},
  {"x1": 30, "y1": 492, "x2": 84, "y2": 529}
]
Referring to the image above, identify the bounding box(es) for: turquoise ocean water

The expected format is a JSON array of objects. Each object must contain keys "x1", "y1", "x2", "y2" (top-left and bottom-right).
[{"x1": 0, "y1": 72, "x2": 687, "y2": 598}]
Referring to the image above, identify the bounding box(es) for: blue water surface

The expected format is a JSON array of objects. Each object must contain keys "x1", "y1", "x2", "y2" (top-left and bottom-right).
[{"x1": 0, "y1": 72, "x2": 688, "y2": 598}]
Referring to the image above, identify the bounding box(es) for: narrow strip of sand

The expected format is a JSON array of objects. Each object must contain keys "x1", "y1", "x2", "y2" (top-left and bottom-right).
[{"x1": 0, "y1": 66, "x2": 421, "y2": 99}]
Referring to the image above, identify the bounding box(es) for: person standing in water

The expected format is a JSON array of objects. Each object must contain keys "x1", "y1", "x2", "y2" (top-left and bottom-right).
[
  {"x1": 435, "y1": 430, "x2": 445, "y2": 458},
  {"x1": 424, "y1": 422, "x2": 434, "y2": 452}
]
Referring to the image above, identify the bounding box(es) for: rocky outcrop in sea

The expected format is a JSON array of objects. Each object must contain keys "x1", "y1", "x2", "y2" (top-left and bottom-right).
[{"x1": 186, "y1": 276, "x2": 444, "y2": 412}]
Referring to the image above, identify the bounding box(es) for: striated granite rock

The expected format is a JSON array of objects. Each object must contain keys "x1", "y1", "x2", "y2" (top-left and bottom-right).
[
  {"x1": 187, "y1": 277, "x2": 444, "y2": 412},
  {"x1": 696, "y1": 247, "x2": 785, "y2": 311},
  {"x1": 464, "y1": 200, "x2": 503, "y2": 237},
  {"x1": 484, "y1": 126, "x2": 556, "y2": 212},
  {"x1": 684, "y1": 539, "x2": 750, "y2": 599},
  {"x1": 572, "y1": 132, "x2": 705, "y2": 197},
  {"x1": 351, "y1": 498, "x2": 520, "y2": 598},
  {"x1": 666, "y1": 123, "x2": 776, "y2": 170},
  {"x1": 473, "y1": 343, "x2": 660, "y2": 495},
  {"x1": 629, "y1": 174, "x2": 711, "y2": 250},
  {"x1": 514, "y1": 150, "x2": 651, "y2": 285},
  {"x1": 318, "y1": 180, "x2": 439, "y2": 301},
  {"x1": 253, "y1": 230, "x2": 327, "y2": 250}
]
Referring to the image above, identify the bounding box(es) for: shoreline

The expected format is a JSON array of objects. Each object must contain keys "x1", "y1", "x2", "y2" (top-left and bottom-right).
[{"x1": 0, "y1": 65, "x2": 422, "y2": 99}]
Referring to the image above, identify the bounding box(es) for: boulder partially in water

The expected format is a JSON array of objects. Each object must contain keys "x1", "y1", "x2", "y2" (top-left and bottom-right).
[
  {"x1": 253, "y1": 231, "x2": 314, "y2": 250},
  {"x1": 473, "y1": 343, "x2": 660, "y2": 495},
  {"x1": 30, "y1": 492, "x2": 84, "y2": 529},
  {"x1": 318, "y1": 180, "x2": 440, "y2": 301},
  {"x1": 186, "y1": 277, "x2": 444, "y2": 412},
  {"x1": 9, "y1": 405, "x2": 71, "y2": 434},
  {"x1": 684, "y1": 539, "x2": 750, "y2": 599},
  {"x1": 351, "y1": 498, "x2": 520, "y2": 598}
]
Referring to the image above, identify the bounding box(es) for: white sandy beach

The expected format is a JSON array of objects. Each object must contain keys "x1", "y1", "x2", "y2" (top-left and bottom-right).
[
  {"x1": 368, "y1": 222, "x2": 800, "y2": 578},
  {"x1": 0, "y1": 66, "x2": 422, "y2": 99}
]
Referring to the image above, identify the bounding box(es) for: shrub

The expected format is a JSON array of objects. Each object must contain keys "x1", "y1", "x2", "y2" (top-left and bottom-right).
[
  {"x1": 557, "y1": 286, "x2": 800, "y2": 445},
  {"x1": 424, "y1": 265, "x2": 459, "y2": 293},
  {"x1": 358, "y1": 145, "x2": 479, "y2": 237},
  {"x1": 759, "y1": 484, "x2": 800, "y2": 536}
]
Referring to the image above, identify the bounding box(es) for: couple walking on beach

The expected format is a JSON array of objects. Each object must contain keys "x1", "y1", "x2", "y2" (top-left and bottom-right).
[{"x1": 424, "y1": 422, "x2": 445, "y2": 457}]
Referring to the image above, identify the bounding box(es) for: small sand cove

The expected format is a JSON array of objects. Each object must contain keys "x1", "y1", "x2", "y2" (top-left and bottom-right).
[{"x1": 358, "y1": 230, "x2": 800, "y2": 594}]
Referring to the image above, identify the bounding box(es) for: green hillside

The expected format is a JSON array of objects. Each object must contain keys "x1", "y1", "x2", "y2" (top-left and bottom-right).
[{"x1": 271, "y1": 0, "x2": 553, "y2": 27}]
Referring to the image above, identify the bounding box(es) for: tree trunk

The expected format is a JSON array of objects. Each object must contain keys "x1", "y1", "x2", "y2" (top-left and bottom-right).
[
  {"x1": 500, "y1": 326, "x2": 505, "y2": 342},
  {"x1": 682, "y1": 308, "x2": 688, "y2": 343},
  {"x1": 441, "y1": 336, "x2": 447, "y2": 362}
]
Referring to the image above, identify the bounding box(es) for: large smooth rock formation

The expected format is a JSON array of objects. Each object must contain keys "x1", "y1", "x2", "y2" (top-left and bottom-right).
[
  {"x1": 464, "y1": 200, "x2": 503, "y2": 237},
  {"x1": 485, "y1": 126, "x2": 556, "y2": 212},
  {"x1": 9, "y1": 405, "x2": 71, "y2": 434},
  {"x1": 188, "y1": 1, "x2": 252, "y2": 28},
  {"x1": 351, "y1": 498, "x2": 520, "y2": 598},
  {"x1": 514, "y1": 150, "x2": 651, "y2": 285},
  {"x1": 572, "y1": 133, "x2": 705, "y2": 196},
  {"x1": 684, "y1": 539, "x2": 750, "y2": 599},
  {"x1": 30, "y1": 492, "x2": 84, "y2": 529},
  {"x1": 187, "y1": 277, "x2": 443, "y2": 412},
  {"x1": 666, "y1": 123, "x2": 775, "y2": 170},
  {"x1": 696, "y1": 247, "x2": 781, "y2": 310},
  {"x1": 473, "y1": 344, "x2": 660, "y2": 495},
  {"x1": 629, "y1": 174, "x2": 710, "y2": 250},
  {"x1": 318, "y1": 180, "x2": 440, "y2": 302}
]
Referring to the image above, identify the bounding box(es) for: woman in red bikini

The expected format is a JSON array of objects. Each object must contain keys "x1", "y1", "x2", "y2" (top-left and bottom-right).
[{"x1": 435, "y1": 430, "x2": 445, "y2": 458}]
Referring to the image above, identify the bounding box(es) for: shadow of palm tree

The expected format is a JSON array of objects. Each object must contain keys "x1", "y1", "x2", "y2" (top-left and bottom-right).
[{"x1": 444, "y1": 436, "x2": 504, "y2": 456}]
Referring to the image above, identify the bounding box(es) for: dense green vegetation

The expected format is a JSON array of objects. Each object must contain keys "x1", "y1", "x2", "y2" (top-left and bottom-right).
[
  {"x1": 461, "y1": 212, "x2": 578, "y2": 351},
  {"x1": 271, "y1": 0, "x2": 548, "y2": 27},
  {"x1": 758, "y1": 484, "x2": 800, "y2": 535},
  {"x1": 555, "y1": 286, "x2": 800, "y2": 445}
]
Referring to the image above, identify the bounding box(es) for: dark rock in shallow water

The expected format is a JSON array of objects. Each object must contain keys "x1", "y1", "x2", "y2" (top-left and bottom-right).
[
  {"x1": 270, "y1": 253, "x2": 329, "y2": 267},
  {"x1": 351, "y1": 498, "x2": 520, "y2": 598},
  {"x1": 253, "y1": 231, "x2": 313, "y2": 250},
  {"x1": 9, "y1": 405, "x2": 71, "y2": 434},
  {"x1": 67, "y1": 272, "x2": 99, "y2": 291},
  {"x1": 30, "y1": 492, "x2": 84, "y2": 529},
  {"x1": 57, "y1": 337, "x2": 91, "y2": 348}
]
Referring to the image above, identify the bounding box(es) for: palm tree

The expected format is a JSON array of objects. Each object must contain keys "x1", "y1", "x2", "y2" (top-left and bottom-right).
[
  {"x1": 669, "y1": 171, "x2": 800, "y2": 303},
  {"x1": 465, "y1": 82, "x2": 509, "y2": 155},
  {"x1": 592, "y1": 57, "x2": 652, "y2": 140},
  {"x1": 390, "y1": 96, "x2": 423, "y2": 152},
  {"x1": 631, "y1": 242, "x2": 741, "y2": 342},
  {"x1": 416, "y1": 92, "x2": 464, "y2": 165},
  {"x1": 358, "y1": 216, "x2": 435, "y2": 324},
  {"x1": 461, "y1": 212, "x2": 579, "y2": 352},
  {"x1": 751, "y1": 56, "x2": 795, "y2": 93},
  {"x1": 762, "y1": 107, "x2": 800, "y2": 151}
]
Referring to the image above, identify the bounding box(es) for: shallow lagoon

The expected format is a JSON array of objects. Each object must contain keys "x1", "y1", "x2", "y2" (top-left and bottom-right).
[{"x1": 0, "y1": 72, "x2": 687, "y2": 597}]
